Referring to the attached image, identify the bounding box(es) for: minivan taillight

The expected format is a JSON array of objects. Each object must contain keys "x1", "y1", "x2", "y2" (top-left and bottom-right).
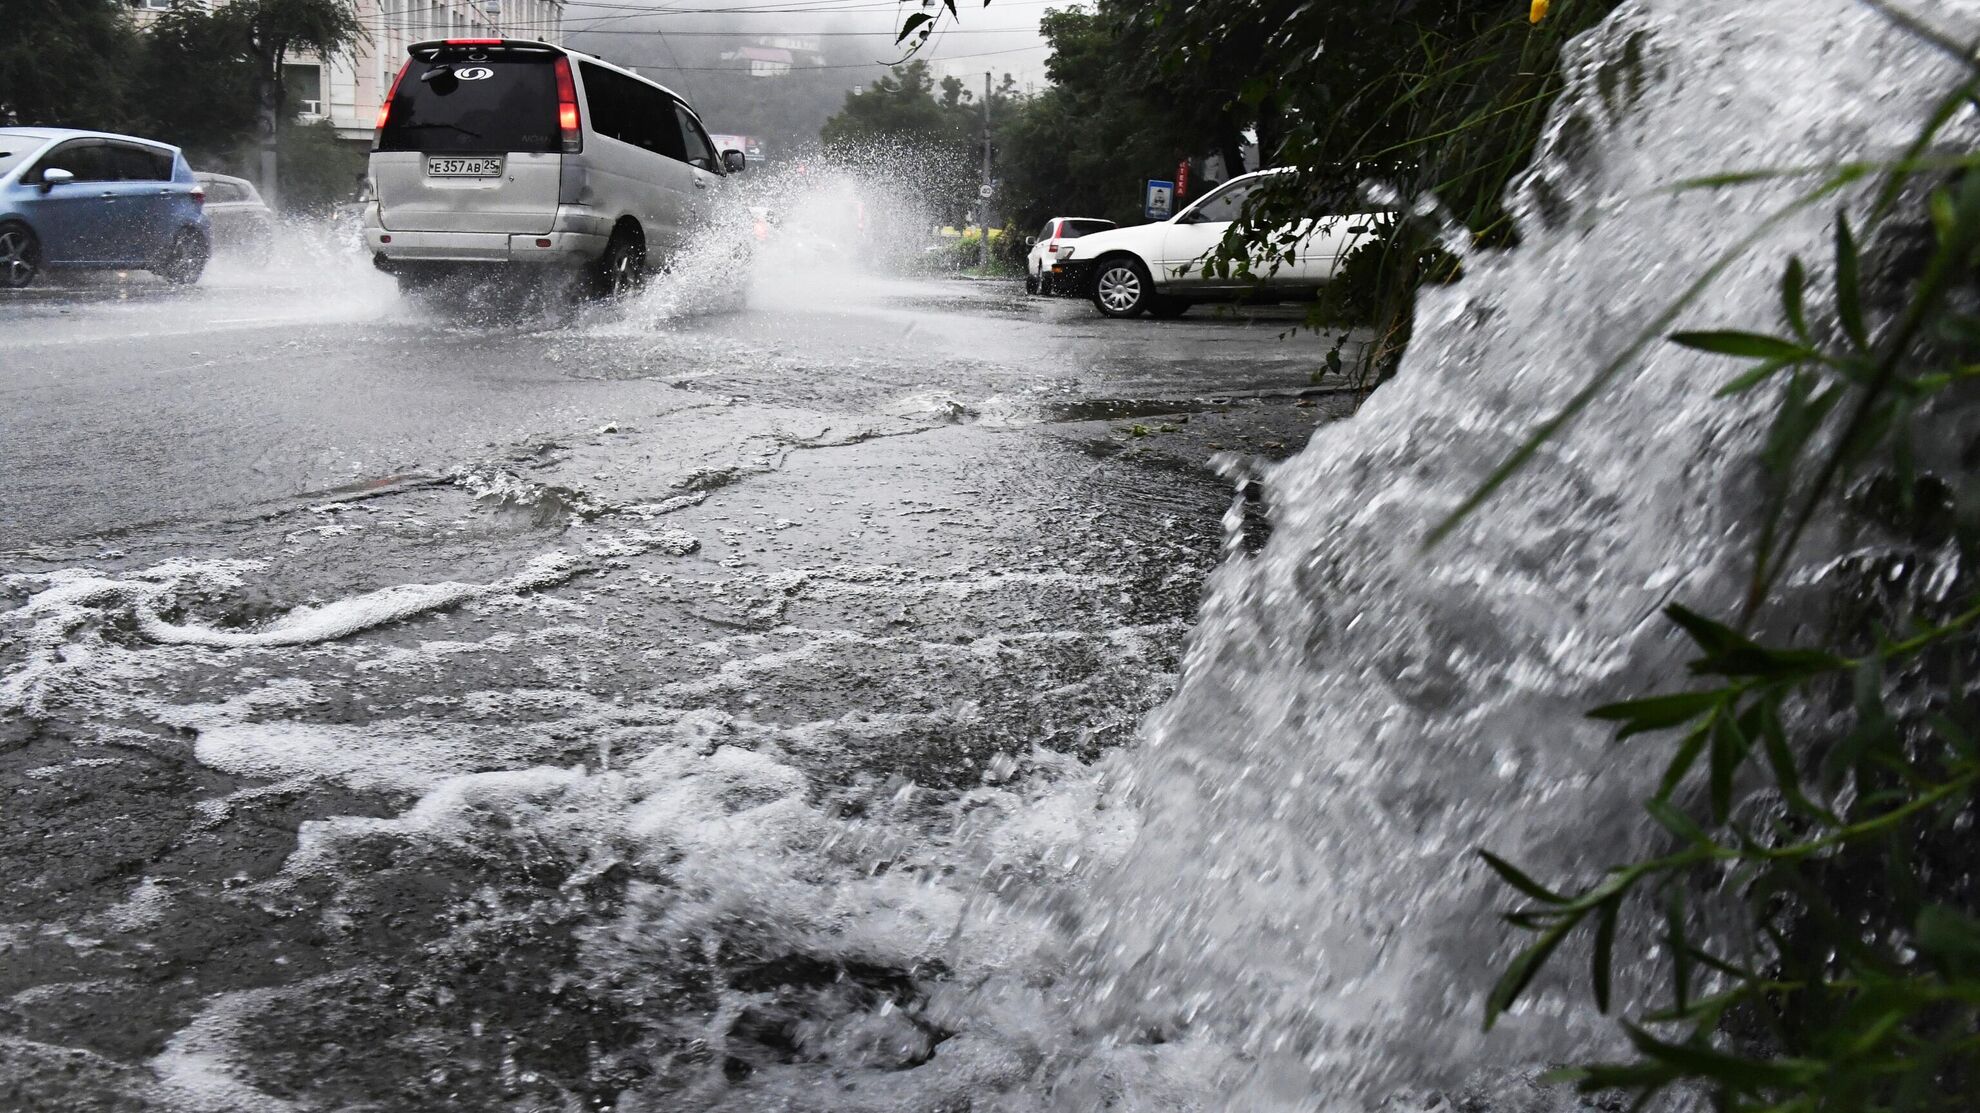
[
  {"x1": 190, "y1": 188, "x2": 205, "y2": 209},
  {"x1": 554, "y1": 56, "x2": 582, "y2": 153},
  {"x1": 377, "y1": 60, "x2": 411, "y2": 130}
]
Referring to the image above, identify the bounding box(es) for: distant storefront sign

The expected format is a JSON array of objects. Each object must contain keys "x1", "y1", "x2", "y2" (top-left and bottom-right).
[{"x1": 1145, "y1": 179, "x2": 1175, "y2": 220}]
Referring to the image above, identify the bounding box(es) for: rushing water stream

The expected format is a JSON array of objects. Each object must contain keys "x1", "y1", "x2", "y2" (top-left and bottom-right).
[
  {"x1": 5, "y1": 1, "x2": 1978, "y2": 1111},
  {"x1": 1062, "y1": 1, "x2": 1980, "y2": 1108}
]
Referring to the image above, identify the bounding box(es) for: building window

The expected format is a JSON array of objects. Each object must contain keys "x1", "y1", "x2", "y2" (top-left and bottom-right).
[
  {"x1": 284, "y1": 63, "x2": 325, "y2": 118},
  {"x1": 133, "y1": 0, "x2": 173, "y2": 10}
]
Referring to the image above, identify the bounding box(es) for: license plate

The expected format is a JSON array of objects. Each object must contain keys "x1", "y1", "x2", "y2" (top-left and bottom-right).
[{"x1": 426, "y1": 156, "x2": 503, "y2": 178}]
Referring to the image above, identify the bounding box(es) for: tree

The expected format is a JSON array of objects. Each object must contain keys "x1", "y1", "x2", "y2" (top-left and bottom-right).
[
  {"x1": 214, "y1": 0, "x2": 365, "y2": 206},
  {"x1": 130, "y1": 2, "x2": 262, "y2": 161},
  {"x1": 821, "y1": 61, "x2": 984, "y2": 228},
  {"x1": 0, "y1": 0, "x2": 137, "y2": 130}
]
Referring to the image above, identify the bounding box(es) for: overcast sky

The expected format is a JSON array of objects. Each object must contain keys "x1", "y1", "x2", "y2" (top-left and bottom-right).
[{"x1": 559, "y1": 0, "x2": 1063, "y2": 92}]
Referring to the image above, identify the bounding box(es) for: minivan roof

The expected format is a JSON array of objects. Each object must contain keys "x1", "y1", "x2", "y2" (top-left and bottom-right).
[{"x1": 404, "y1": 39, "x2": 702, "y2": 123}]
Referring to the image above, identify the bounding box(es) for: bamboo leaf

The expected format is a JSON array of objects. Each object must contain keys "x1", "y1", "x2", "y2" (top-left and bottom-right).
[
  {"x1": 1589, "y1": 690, "x2": 1723, "y2": 737},
  {"x1": 1781, "y1": 256, "x2": 1809, "y2": 340},
  {"x1": 1836, "y1": 212, "x2": 1868, "y2": 350},
  {"x1": 1485, "y1": 913, "x2": 1581, "y2": 1030},
  {"x1": 1479, "y1": 850, "x2": 1571, "y2": 905},
  {"x1": 1715, "y1": 355, "x2": 1802, "y2": 398},
  {"x1": 895, "y1": 12, "x2": 934, "y2": 42},
  {"x1": 1670, "y1": 331, "x2": 1814, "y2": 361},
  {"x1": 1592, "y1": 897, "x2": 1620, "y2": 1013},
  {"x1": 1646, "y1": 797, "x2": 1716, "y2": 847},
  {"x1": 1656, "y1": 719, "x2": 1714, "y2": 802}
]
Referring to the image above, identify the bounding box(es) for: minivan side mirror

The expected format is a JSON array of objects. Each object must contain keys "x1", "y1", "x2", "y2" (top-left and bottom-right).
[
  {"x1": 1025, "y1": 236, "x2": 1037, "y2": 247},
  {"x1": 722, "y1": 149, "x2": 746, "y2": 174},
  {"x1": 40, "y1": 167, "x2": 74, "y2": 191}
]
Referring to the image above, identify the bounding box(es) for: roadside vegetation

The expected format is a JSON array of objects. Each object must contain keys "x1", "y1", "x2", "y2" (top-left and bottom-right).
[
  {"x1": 912, "y1": 0, "x2": 1980, "y2": 1107},
  {"x1": 0, "y1": 0, "x2": 363, "y2": 213}
]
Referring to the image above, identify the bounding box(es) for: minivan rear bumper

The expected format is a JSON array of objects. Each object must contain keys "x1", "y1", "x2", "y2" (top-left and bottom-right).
[{"x1": 363, "y1": 204, "x2": 609, "y2": 267}]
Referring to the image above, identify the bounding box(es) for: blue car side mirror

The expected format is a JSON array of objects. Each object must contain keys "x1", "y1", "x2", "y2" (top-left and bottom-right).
[{"x1": 40, "y1": 167, "x2": 74, "y2": 191}]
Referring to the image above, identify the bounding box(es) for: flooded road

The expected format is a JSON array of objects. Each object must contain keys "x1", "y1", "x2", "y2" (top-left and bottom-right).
[{"x1": 1, "y1": 241, "x2": 1356, "y2": 1110}]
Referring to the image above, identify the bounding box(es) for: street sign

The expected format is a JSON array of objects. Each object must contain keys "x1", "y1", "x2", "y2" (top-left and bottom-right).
[
  {"x1": 978, "y1": 184, "x2": 994, "y2": 199},
  {"x1": 1145, "y1": 179, "x2": 1175, "y2": 220},
  {"x1": 1176, "y1": 160, "x2": 1191, "y2": 200}
]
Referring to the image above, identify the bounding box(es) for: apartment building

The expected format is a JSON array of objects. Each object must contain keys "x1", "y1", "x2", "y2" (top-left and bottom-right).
[{"x1": 129, "y1": 0, "x2": 565, "y2": 144}]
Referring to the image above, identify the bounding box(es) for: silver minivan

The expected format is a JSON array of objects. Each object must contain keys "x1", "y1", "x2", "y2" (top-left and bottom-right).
[{"x1": 363, "y1": 38, "x2": 744, "y2": 298}]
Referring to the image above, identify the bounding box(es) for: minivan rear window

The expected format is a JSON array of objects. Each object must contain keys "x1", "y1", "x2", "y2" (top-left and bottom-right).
[
  {"x1": 1059, "y1": 220, "x2": 1113, "y2": 238},
  {"x1": 376, "y1": 58, "x2": 560, "y2": 154}
]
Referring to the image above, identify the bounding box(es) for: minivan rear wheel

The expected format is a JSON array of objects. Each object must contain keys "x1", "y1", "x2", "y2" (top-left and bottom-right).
[
  {"x1": 0, "y1": 223, "x2": 40, "y2": 289},
  {"x1": 154, "y1": 229, "x2": 208, "y2": 286},
  {"x1": 595, "y1": 227, "x2": 645, "y2": 300}
]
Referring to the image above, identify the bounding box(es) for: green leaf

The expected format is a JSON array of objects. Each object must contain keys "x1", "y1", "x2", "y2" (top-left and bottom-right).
[
  {"x1": 1708, "y1": 712, "x2": 1751, "y2": 823},
  {"x1": 1669, "y1": 331, "x2": 1813, "y2": 361},
  {"x1": 1479, "y1": 850, "x2": 1569, "y2": 905},
  {"x1": 1485, "y1": 914, "x2": 1580, "y2": 1030},
  {"x1": 1757, "y1": 699, "x2": 1837, "y2": 823},
  {"x1": 1592, "y1": 897, "x2": 1619, "y2": 1013},
  {"x1": 1664, "y1": 604, "x2": 1749, "y2": 656},
  {"x1": 1781, "y1": 256, "x2": 1809, "y2": 340},
  {"x1": 1622, "y1": 1025, "x2": 1822, "y2": 1088},
  {"x1": 1588, "y1": 690, "x2": 1722, "y2": 737},
  {"x1": 1645, "y1": 797, "x2": 1716, "y2": 847},
  {"x1": 1655, "y1": 719, "x2": 1714, "y2": 802},
  {"x1": 1714, "y1": 355, "x2": 1802, "y2": 398},
  {"x1": 1836, "y1": 212, "x2": 1867, "y2": 350},
  {"x1": 1916, "y1": 905, "x2": 1980, "y2": 979},
  {"x1": 1666, "y1": 889, "x2": 1692, "y2": 1012}
]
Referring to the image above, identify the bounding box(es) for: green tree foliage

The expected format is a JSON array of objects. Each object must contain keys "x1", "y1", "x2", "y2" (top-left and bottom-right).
[
  {"x1": 131, "y1": 2, "x2": 263, "y2": 161},
  {"x1": 991, "y1": 6, "x2": 1197, "y2": 238},
  {"x1": 819, "y1": 61, "x2": 1018, "y2": 229},
  {"x1": 0, "y1": 0, "x2": 137, "y2": 130},
  {"x1": 224, "y1": 0, "x2": 364, "y2": 121},
  {"x1": 277, "y1": 117, "x2": 365, "y2": 214},
  {"x1": 0, "y1": 0, "x2": 363, "y2": 209},
  {"x1": 821, "y1": 60, "x2": 971, "y2": 149}
]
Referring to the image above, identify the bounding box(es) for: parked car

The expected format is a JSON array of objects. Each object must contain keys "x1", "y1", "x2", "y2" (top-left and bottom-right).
[
  {"x1": 1024, "y1": 216, "x2": 1114, "y2": 295},
  {"x1": 195, "y1": 171, "x2": 275, "y2": 267},
  {"x1": 0, "y1": 127, "x2": 210, "y2": 289},
  {"x1": 364, "y1": 37, "x2": 747, "y2": 298},
  {"x1": 1048, "y1": 169, "x2": 1381, "y2": 319}
]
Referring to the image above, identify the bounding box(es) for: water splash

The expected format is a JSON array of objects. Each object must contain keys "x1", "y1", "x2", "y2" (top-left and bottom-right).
[{"x1": 1067, "y1": 1, "x2": 1980, "y2": 1107}]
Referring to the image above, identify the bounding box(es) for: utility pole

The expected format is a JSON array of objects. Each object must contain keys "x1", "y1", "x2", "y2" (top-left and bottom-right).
[{"x1": 979, "y1": 71, "x2": 993, "y2": 271}]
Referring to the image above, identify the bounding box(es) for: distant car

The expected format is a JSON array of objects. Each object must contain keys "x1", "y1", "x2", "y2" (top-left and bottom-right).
[
  {"x1": 1049, "y1": 169, "x2": 1380, "y2": 319},
  {"x1": 194, "y1": 172, "x2": 275, "y2": 267},
  {"x1": 1024, "y1": 216, "x2": 1114, "y2": 295},
  {"x1": 0, "y1": 127, "x2": 210, "y2": 289}
]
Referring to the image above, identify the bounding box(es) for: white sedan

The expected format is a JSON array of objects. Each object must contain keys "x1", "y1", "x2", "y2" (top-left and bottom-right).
[
  {"x1": 1024, "y1": 216, "x2": 1115, "y2": 295},
  {"x1": 1050, "y1": 169, "x2": 1382, "y2": 319}
]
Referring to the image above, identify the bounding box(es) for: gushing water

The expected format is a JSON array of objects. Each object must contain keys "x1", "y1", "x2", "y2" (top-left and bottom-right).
[{"x1": 1063, "y1": 1, "x2": 1980, "y2": 1108}]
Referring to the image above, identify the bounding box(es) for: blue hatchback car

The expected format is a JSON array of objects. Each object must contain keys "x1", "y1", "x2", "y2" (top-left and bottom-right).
[{"x1": 0, "y1": 128, "x2": 211, "y2": 289}]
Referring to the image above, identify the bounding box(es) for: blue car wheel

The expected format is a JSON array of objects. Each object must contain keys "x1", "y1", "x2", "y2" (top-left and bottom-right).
[
  {"x1": 153, "y1": 228, "x2": 207, "y2": 286},
  {"x1": 0, "y1": 222, "x2": 39, "y2": 288}
]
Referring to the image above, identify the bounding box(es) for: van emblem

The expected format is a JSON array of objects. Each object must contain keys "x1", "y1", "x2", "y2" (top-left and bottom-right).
[{"x1": 455, "y1": 67, "x2": 495, "y2": 80}]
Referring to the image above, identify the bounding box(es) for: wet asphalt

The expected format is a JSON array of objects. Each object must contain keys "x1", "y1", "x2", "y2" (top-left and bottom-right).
[{"x1": 0, "y1": 243, "x2": 1361, "y2": 1110}]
